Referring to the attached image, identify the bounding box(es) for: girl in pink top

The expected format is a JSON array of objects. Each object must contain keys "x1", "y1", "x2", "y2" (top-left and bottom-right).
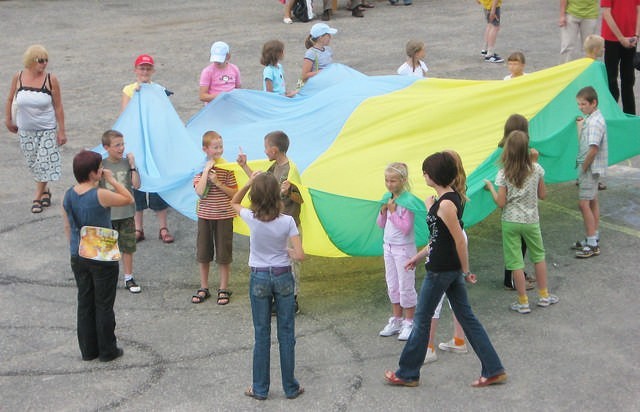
[
  {"x1": 376, "y1": 163, "x2": 418, "y2": 342},
  {"x1": 199, "y1": 41, "x2": 242, "y2": 103}
]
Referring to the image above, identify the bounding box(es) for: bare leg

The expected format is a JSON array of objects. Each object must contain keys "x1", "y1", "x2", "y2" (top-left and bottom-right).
[
  {"x1": 122, "y1": 252, "x2": 133, "y2": 276},
  {"x1": 198, "y1": 262, "x2": 210, "y2": 289},
  {"x1": 134, "y1": 210, "x2": 143, "y2": 233},
  {"x1": 391, "y1": 302, "x2": 402, "y2": 319},
  {"x1": 427, "y1": 317, "x2": 438, "y2": 348},
  {"x1": 34, "y1": 181, "x2": 46, "y2": 201},
  {"x1": 512, "y1": 268, "x2": 527, "y2": 298},
  {"x1": 534, "y1": 261, "x2": 548, "y2": 291},
  {"x1": 156, "y1": 208, "x2": 168, "y2": 230},
  {"x1": 218, "y1": 263, "x2": 230, "y2": 291},
  {"x1": 579, "y1": 199, "x2": 597, "y2": 237},
  {"x1": 404, "y1": 306, "x2": 415, "y2": 320},
  {"x1": 453, "y1": 314, "x2": 465, "y2": 341}
]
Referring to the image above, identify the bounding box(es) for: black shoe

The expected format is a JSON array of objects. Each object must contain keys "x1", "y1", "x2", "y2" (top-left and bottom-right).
[
  {"x1": 295, "y1": 295, "x2": 300, "y2": 314},
  {"x1": 321, "y1": 9, "x2": 331, "y2": 21},
  {"x1": 100, "y1": 347, "x2": 123, "y2": 362},
  {"x1": 352, "y1": 5, "x2": 364, "y2": 17}
]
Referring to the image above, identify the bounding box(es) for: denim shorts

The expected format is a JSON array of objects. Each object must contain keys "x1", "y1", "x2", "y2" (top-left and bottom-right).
[{"x1": 134, "y1": 189, "x2": 169, "y2": 211}]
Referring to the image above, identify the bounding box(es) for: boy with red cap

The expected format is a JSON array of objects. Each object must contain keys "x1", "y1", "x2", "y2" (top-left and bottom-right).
[{"x1": 121, "y1": 54, "x2": 175, "y2": 246}]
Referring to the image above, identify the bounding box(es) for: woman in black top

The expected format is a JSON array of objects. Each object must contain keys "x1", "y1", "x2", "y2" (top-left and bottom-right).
[{"x1": 384, "y1": 151, "x2": 506, "y2": 388}]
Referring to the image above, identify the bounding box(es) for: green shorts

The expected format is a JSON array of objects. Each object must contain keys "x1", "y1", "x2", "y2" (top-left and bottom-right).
[
  {"x1": 501, "y1": 221, "x2": 545, "y2": 270},
  {"x1": 112, "y1": 217, "x2": 136, "y2": 254}
]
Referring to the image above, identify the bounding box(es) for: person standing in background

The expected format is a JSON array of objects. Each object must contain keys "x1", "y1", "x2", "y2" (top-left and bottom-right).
[
  {"x1": 559, "y1": 0, "x2": 600, "y2": 62},
  {"x1": 600, "y1": 0, "x2": 640, "y2": 114}
]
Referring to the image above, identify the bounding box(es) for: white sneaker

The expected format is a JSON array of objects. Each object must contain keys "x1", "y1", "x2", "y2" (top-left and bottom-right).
[
  {"x1": 438, "y1": 339, "x2": 468, "y2": 354},
  {"x1": 283, "y1": 17, "x2": 293, "y2": 24},
  {"x1": 423, "y1": 347, "x2": 438, "y2": 364},
  {"x1": 397, "y1": 319, "x2": 413, "y2": 341},
  {"x1": 510, "y1": 301, "x2": 531, "y2": 314},
  {"x1": 379, "y1": 317, "x2": 402, "y2": 337},
  {"x1": 537, "y1": 294, "x2": 559, "y2": 307}
]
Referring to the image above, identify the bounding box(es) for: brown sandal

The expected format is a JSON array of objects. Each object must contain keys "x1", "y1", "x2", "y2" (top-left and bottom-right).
[
  {"x1": 471, "y1": 372, "x2": 507, "y2": 387},
  {"x1": 135, "y1": 229, "x2": 145, "y2": 242},
  {"x1": 158, "y1": 227, "x2": 174, "y2": 243}
]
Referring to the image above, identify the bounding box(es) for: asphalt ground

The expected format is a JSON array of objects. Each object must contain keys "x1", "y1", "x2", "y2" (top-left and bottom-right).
[{"x1": 1, "y1": 0, "x2": 639, "y2": 411}]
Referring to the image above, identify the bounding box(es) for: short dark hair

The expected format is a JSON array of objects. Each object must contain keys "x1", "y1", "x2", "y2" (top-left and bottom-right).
[
  {"x1": 422, "y1": 152, "x2": 457, "y2": 187},
  {"x1": 576, "y1": 86, "x2": 598, "y2": 104},
  {"x1": 73, "y1": 150, "x2": 102, "y2": 183},
  {"x1": 101, "y1": 129, "x2": 123, "y2": 147},
  {"x1": 264, "y1": 130, "x2": 289, "y2": 153}
]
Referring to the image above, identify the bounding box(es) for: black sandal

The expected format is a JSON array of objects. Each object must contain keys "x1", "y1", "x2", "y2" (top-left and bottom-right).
[
  {"x1": 191, "y1": 288, "x2": 210, "y2": 304},
  {"x1": 40, "y1": 190, "x2": 52, "y2": 207},
  {"x1": 31, "y1": 199, "x2": 43, "y2": 214},
  {"x1": 217, "y1": 289, "x2": 232, "y2": 305}
]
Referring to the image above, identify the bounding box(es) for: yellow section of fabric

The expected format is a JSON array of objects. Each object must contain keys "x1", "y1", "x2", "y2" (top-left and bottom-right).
[
  {"x1": 216, "y1": 160, "x2": 347, "y2": 257},
  {"x1": 302, "y1": 59, "x2": 593, "y2": 203}
]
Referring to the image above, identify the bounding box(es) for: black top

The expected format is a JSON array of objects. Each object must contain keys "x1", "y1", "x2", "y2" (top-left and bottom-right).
[{"x1": 425, "y1": 191, "x2": 463, "y2": 272}]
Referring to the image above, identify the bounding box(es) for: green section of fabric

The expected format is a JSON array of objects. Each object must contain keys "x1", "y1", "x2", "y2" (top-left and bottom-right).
[
  {"x1": 463, "y1": 61, "x2": 640, "y2": 229},
  {"x1": 310, "y1": 188, "x2": 428, "y2": 256}
]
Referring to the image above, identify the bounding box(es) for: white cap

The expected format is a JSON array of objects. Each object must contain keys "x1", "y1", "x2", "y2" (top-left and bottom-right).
[
  {"x1": 310, "y1": 23, "x2": 337, "y2": 39},
  {"x1": 210, "y1": 41, "x2": 230, "y2": 63}
]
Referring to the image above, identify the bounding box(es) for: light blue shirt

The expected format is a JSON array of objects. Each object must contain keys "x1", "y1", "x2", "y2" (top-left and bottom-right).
[{"x1": 263, "y1": 63, "x2": 286, "y2": 95}]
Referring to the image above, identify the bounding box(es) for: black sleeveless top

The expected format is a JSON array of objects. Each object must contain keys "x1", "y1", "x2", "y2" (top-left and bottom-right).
[
  {"x1": 425, "y1": 191, "x2": 464, "y2": 272},
  {"x1": 17, "y1": 71, "x2": 52, "y2": 95}
]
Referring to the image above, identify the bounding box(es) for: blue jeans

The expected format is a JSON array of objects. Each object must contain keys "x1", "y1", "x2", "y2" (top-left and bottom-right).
[
  {"x1": 396, "y1": 269, "x2": 504, "y2": 382},
  {"x1": 249, "y1": 268, "x2": 300, "y2": 398}
]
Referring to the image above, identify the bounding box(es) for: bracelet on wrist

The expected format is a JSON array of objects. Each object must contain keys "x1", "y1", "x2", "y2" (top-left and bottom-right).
[
  {"x1": 463, "y1": 271, "x2": 471, "y2": 278},
  {"x1": 130, "y1": 167, "x2": 137, "y2": 172}
]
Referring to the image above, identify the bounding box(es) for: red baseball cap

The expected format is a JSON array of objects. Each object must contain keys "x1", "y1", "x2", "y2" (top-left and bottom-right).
[{"x1": 134, "y1": 54, "x2": 154, "y2": 67}]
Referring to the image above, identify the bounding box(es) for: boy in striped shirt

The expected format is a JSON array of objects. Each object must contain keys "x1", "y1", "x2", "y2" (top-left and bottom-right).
[{"x1": 192, "y1": 131, "x2": 238, "y2": 304}]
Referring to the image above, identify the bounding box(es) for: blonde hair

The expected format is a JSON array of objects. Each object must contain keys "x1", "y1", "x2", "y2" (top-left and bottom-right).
[
  {"x1": 202, "y1": 130, "x2": 222, "y2": 147},
  {"x1": 23, "y1": 44, "x2": 48, "y2": 69},
  {"x1": 385, "y1": 162, "x2": 411, "y2": 193},
  {"x1": 583, "y1": 34, "x2": 604, "y2": 58},
  {"x1": 443, "y1": 150, "x2": 468, "y2": 201},
  {"x1": 405, "y1": 40, "x2": 425, "y2": 72},
  {"x1": 501, "y1": 131, "x2": 532, "y2": 188}
]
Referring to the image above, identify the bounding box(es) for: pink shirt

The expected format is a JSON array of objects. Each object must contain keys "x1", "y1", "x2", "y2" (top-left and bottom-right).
[
  {"x1": 376, "y1": 204, "x2": 415, "y2": 246},
  {"x1": 199, "y1": 62, "x2": 241, "y2": 97}
]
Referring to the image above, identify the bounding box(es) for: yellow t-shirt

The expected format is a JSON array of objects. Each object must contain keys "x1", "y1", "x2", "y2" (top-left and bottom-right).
[{"x1": 478, "y1": 0, "x2": 501, "y2": 10}]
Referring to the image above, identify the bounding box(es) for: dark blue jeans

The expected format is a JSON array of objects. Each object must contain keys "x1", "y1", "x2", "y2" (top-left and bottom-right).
[
  {"x1": 249, "y1": 268, "x2": 300, "y2": 398},
  {"x1": 396, "y1": 269, "x2": 504, "y2": 382},
  {"x1": 70, "y1": 256, "x2": 119, "y2": 361}
]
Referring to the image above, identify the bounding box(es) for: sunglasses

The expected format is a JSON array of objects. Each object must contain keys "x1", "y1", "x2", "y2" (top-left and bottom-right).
[{"x1": 35, "y1": 58, "x2": 48, "y2": 64}]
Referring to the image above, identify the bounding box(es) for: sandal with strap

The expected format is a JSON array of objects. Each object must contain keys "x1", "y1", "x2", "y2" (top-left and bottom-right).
[
  {"x1": 31, "y1": 199, "x2": 43, "y2": 214},
  {"x1": 217, "y1": 289, "x2": 232, "y2": 305},
  {"x1": 40, "y1": 190, "x2": 52, "y2": 207},
  {"x1": 158, "y1": 227, "x2": 174, "y2": 243},
  {"x1": 244, "y1": 386, "x2": 267, "y2": 400},
  {"x1": 135, "y1": 229, "x2": 145, "y2": 242},
  {"x1": 191, "y1": 288, "x2": 210, "y2": 304}
]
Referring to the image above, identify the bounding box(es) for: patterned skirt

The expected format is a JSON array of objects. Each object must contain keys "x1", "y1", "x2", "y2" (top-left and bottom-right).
[{"x1": 18, "y1": 128, "x2": 62, "y2": 183}]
